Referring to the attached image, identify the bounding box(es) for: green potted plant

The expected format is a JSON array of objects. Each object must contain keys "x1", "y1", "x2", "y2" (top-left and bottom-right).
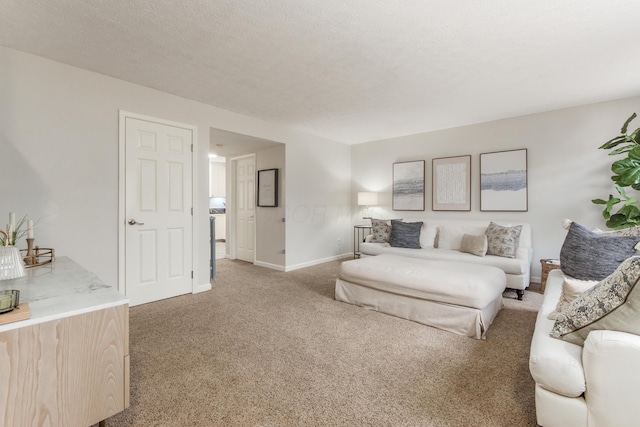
[{"x1": 592, "y1": 112, "x2": 640, "y2": 229}]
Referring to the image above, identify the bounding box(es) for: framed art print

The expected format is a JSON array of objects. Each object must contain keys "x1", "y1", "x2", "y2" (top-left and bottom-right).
[
  {"x1": 392, "y1": 160, "x2": 425, "y2": 211},
  {"x1": 257, "y1": 168, "x2": 278, "y2": 207},
  {"x1": 480, "y1": 149, "x2": 528, "y2": 211},
  {"x1": 432, "y1": 155, "x2": 471, "y2": 211}
]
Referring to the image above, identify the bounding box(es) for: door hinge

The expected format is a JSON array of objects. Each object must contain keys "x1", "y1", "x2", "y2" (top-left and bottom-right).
[
  {"x1": 191, "y1": 271, "x2": 194, "y2": 279},
  {"x1": 191, "y1": 144, "x2": 193, "y2": 152},
  {"x1": 191, "y1": 207, "x2": 193, "y2": 215}
]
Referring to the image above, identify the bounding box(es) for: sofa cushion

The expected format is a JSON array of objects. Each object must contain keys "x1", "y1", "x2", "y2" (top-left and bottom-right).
[
  {"x1": 548, "y1": 276, "x2": 598, "y2": 320},
  {"x1": 560, "y1": 222, "x2": 640, "y2": 281},
  {"x1": 529, "y1": 270, "x2": 586, "y2": 397},
  {"x1": 370, "y1": 218, "x2": 392, "y2": 243},
  {"x1": 460, "y1": 234, "x2": 488, "y2": 257},
  {"x1": 485, "y1": 222, "x2": 522, "y2": 258},
  {"x1": 550, "y1": 256, "x2": 640, "y2": 346},
  {"x1": 420, "y1": 225, "x2": 438, "y2": 248},
  {"x1": 359, "y1": 243, "x2": 526, "y2": 275},
  {"x1": 437, "y1": 224, "x2": 488, "y2": 250},
  {"x1": 389, "y1": 220, "x2": 423, "y2": 249}
]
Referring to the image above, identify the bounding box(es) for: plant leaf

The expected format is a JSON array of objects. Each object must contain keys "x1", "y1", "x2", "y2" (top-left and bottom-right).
[
  {"x1": 609, "y1": 145, "x2": 634, "y2": 156},
  {"x1": 621, "y1": 113, "x2": 637, "y2": 134},
  {"x1": 607, "y1": 213, "x2": 629, "y2": 228},
  {"x1": 599, "y1": 135, "x2": 626, "y2": 150},
  {"x1": 612, "y1": 157, "x2": 640, "y2": 187},
  {"x1": 592, "y1": 198, "x2": 607, "y2": 205}
]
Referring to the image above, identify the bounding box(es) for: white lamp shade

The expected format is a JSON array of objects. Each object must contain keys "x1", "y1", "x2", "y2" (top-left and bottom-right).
[{"x1": 357, "y1": 192, "x2": 379, "y2": 206}]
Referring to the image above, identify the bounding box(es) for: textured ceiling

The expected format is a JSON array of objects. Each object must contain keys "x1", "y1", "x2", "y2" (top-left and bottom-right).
[{"x1": 2, "y1": 0, "x2": 640, "y2": 144}]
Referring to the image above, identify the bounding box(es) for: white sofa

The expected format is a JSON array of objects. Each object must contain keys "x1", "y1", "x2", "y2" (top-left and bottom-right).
[
  {"x1": 359, "y1": 219, "x2": 532, "y2": 299},
  {"x1": 529, "y1": 269, "x2": 640, "y2": 427}
]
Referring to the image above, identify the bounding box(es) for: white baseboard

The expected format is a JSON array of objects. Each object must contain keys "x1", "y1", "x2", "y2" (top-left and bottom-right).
[
  {"x1": 285, "y1": 253, "x2": 352, "y2": 272},
  {"x1": 193, "y1": 282, "x2": 212, "y2": 293},
  {"x1": 254, "y1": 261, "x2": 286, "y2": 271}
]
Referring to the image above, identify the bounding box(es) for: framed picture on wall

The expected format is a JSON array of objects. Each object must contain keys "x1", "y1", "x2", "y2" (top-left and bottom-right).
[
  {"x1": 480, "y1": 149, "x2": 528, "y2": 211},
  {"x1": 432, "y1": 155, "x2": 471, "y2": 211},
  {"x1": 392, "y1": 160, "x2": 425, "y2": 211},
  {"x1": 257, "y1": 168, "x2": 278, "y2": 207}
]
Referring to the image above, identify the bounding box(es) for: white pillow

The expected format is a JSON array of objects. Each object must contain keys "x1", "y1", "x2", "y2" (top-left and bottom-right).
[
  {"x1": 420, "y1": 225, "x2": 438, "y2": 248},
  {"x1": 437, "y1": 224, "x2": 488, "y2": 250},
  {"x1": 547, "y1": 276, "x2": 599, "y2": 320}
]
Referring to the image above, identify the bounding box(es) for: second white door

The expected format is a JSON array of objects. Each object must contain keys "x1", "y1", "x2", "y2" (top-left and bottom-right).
[{"x1": 235, "y1": 156, "x2": 255, "y2": 263}]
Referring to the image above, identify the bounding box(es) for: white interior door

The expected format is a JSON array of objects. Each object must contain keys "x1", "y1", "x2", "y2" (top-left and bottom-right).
[
  {"x1": 235, "y1": 156, "x2": 255, "y2": 263},
  {"x1": 124, "y1": 116, "x2": 193, "y2": 306}
]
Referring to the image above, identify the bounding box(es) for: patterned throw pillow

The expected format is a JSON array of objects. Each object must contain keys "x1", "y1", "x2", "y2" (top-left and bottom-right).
[
  {"x1": 460, "y1": 234, "x2": 488, "y2": 257},
  {"x1": 547, "y1": 276, "x2": 599, "y2": 320},
  {"x1": 389, "y1": 220, "x2": 423, "y2": 249},
  {"x1": 560, "y1": 222, "x2": 640, "y2": 281},
  {"x1": 485, "y1": 222, "x2": 522, "y2": 258},
  {"x1": 370, "y1": 218, "x2": 392, "y2": 243},
  {"x1": 550, "y1": 256, "x2": 640, "y2": 346}
]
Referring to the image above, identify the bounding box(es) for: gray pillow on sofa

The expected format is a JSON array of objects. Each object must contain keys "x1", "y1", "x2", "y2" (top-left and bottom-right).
[
  {"x1": 560, "y1": 222, "x2": 640, "y2": 281},
  {"x1": 485, "y1": 222, "x2": 522, "y2": 258},
  {"x1": 550, "y1": 256, "x2": 640, "y2": 346},
  {"x1": 389, "y1": 220, "x2": 423, "y2": 249}
]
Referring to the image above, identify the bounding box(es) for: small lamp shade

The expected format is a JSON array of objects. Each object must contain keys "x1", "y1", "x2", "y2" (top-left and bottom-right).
[{"x1": 357, "y1": 192, "x2": 379, "y2": 206}]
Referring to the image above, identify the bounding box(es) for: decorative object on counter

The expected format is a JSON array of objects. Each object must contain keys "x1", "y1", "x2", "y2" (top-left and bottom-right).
[
  {"x1": 20, "y1": 244, "x2": 55, "y2": 268},
  {"x1": 0, "y1": 230, "x2": 26, "y2": 280},
  {"x1": 0, "y1": 289, "x2": 19, "y2": 313},
  {"x1": 2, "y1": 212, "x2": 30, "y2": 246}
]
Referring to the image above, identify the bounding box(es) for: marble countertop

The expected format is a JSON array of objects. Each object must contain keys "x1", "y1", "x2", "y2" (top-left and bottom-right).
[{"x1": 0, "y1": 256, "x2": 129, "y2": 332}]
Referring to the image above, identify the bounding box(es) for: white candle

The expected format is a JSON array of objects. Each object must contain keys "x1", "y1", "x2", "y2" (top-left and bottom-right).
[
  {"x1": 27, "y1": 220, "x2": 34, "y2": 239},
  {"x1": 8, "y1": 212, "x2": 15, "y2": 228}
]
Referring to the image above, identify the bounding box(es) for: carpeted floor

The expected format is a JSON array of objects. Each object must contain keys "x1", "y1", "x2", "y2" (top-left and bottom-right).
[{"x1": 106, "y1": 259, "x2": 542, "y2": 426}]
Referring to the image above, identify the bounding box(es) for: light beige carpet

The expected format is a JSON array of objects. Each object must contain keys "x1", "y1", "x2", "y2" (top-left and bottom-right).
[{"x1": 106, "y1": 259, "x2": 543, "y2": 427}]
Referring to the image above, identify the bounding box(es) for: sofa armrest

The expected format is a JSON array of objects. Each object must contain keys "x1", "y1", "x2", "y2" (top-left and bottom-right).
[{"x1": 583, "y1": 330, "x2": 640, "y2": 426}]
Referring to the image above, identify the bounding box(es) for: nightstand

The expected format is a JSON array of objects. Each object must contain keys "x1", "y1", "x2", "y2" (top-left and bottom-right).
[
  {"x1": 540, "y1": 259, "x2": 561, "y2": 293},
  {"x1": 353, "y1": 225, "x2": 372, "y2": 258}
]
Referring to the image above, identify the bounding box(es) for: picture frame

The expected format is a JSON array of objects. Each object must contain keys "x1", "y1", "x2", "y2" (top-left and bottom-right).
[
  {"x1": 432, "y1": 155, "x2": 471, "y2": 211},
  {"x1": 392, "y1": 160, "x2": 425, "y2": 211},
  {"x1": 480, "y1": 149, "x2": 528, "y2": 211},
  {"x1": 257, "y1": 168, "x2": 278, "y2": 207}
]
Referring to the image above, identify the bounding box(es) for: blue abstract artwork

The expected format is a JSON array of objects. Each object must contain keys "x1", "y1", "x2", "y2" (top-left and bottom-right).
[{"x1": 480, "y1": 149, "x2": 528, "y2": 211}]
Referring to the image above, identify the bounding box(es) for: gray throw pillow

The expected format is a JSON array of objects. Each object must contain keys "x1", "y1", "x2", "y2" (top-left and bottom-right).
[
  {"x1": 389, "y1": 220, "x2": 423, "y2": 249},
  {"x1": 560, "y1": 222, "x2": 640, "y2": 281},
  {"x1": 460, "y1": 234, "x2": 488, "y2": 257},
  {"x1": 485, "y1": 222, "x2": 522, "y2": 258},
  {"x1": 370, "y1": 218, "x2": 392, "y2": 243},
  {"x1": 550, "y1": 256, "x2": 640, "y2": 346}
]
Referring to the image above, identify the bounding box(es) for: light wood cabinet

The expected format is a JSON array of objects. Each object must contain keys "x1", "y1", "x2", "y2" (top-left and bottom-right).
[
  {"x1": 0, "y1": 257, "x2": 130, "y2": 427},
  {"x1": 0, "y1": 305, "x2": 129, "y2": 426}
]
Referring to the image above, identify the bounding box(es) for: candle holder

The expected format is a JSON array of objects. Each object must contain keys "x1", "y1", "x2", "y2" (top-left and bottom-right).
[
  {"x1": 25, "y1": 238, "x2": 35, "y2": 265},
  {"x1": 20, "y1": 243, "x2": 55, "y2": 268}
]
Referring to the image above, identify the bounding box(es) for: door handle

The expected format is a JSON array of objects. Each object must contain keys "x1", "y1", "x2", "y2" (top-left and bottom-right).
[{"x1": 128, "y1": 219, "x2": 145, "y2": 225}]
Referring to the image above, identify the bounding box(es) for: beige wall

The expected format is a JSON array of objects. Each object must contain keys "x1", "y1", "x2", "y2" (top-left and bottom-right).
[{"x1": 351, "y1": 96, "x2": 640, "y2": 281}]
